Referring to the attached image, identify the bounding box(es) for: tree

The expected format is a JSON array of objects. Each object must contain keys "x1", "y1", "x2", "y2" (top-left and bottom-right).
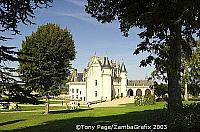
[
  {"x1": 187, "y1": 41, "x2": 200, "y2": 86},
  {"x1": 0, "y1": 0, "x2": 53, "y2": 100},
  {"x1": 188, "y1": 83, "x2": 200, "y2": 97},
  {"x1": 18, "y1": 23, "x2": 76, "y2": 114},
  {"x1": 0, "y1": 0, "x2": 52, "y2": 40},
  {"x1": 184, "y1": 41, "x2": 200, "y2": 98},
  {"x1": 154, "y1": 82, "x2": 168, "y2": 99},
  {"x1": 85, "y1": 0, "x2": 200, "y2": 112}
]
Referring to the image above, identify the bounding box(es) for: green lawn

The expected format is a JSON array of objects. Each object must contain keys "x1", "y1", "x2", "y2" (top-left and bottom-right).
[
  {"x1": 0, "y1": 101, "x2": 198, "y2": 132},
  {"x1": 0, "y1": 102, "x2": 166, "y2": 132},
  {"x1": 19, "y1": 106, "x2": 66, "y2": 111}
]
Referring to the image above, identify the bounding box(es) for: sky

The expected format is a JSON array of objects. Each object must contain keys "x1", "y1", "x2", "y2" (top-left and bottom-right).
[{"x1": 1, "y1": 0, "x2": 154, "y2": 80}]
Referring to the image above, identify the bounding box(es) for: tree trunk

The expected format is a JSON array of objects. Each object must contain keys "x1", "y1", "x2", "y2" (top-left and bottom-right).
[
  {"x1": 184, "y1": 66, "x2": 188, "y2": 101},
  {"x1": 184, "y1": 83, "x2": 188, "y2": 101},
  {"x1": 167, "y1": 25, "x2": 183, "y2": 112},
  {"x1": 45, "y1": 96, "x2": 49, "y2": 114}
]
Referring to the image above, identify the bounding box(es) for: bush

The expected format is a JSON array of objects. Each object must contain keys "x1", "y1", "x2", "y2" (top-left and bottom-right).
[
  {"x1": 134, "y1": 95, "x2": 155, "y2": 106},
  {"x1": 167, "y1": 103, "x2": 200, "y2": 131},
  {"x1": 149, "y1": 103, "x2": 200, "y2": 131},
  {"x1": 134, "y1": 96, "x2": 143, "y2": 106},
  {"x1": 156, "y1": 98, "x2": 166, "y2": 102},
  {"x1": 144, "y1": 95, "x2": 156, "y2": 105}
]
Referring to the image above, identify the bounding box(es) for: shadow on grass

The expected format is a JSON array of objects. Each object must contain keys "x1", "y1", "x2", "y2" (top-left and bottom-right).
[
  {"x1": 49, "y1": 108, "x2": 93, "y2": 114},
  {"x1": 2, "y1": 109, "x2": 166, "y2": 132},
  {"x1": 0, "y1": 119, "x2": 26, "y2": 126}
]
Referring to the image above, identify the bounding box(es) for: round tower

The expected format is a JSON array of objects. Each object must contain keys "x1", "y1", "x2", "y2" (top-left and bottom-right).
[
  {"x1": 120, "y1": 63, "x2": 127, "y2": 97},
  {"x1": 102, "y1": 57, "x2": 112, "y2": 101}
]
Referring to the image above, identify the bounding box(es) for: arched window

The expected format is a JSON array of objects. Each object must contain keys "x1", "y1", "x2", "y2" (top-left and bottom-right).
[
  {"x1": 145, "y1": 89, "x2": 151, "y2": 95},
  {"x1": 127, "y1": 89, "x2": 133, "y2": 96},
  {"x1": 136, "y1": 89, "x2": 142, "y2": 96}
]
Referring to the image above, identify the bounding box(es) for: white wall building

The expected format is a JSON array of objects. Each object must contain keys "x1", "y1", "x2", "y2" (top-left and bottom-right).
[{"x1": 68, "y1": 55, "x2": 153, "y2": 103}]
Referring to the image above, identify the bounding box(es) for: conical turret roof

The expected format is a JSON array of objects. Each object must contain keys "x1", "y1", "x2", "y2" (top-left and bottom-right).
[
  {"x1": 103, "y1": 57, "x2": 111, "y2": 68},
  {"x1": 120, "y1": 63, "x2": 127, "y2": 72}
]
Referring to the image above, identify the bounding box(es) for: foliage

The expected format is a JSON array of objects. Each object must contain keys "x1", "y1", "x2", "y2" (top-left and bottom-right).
[
  {"x1": 134, "y1": 95, "x2": 155, "y2": 106},
  {"x1": 134, "y1": 96, "x2": 143, "y2": 106},
  {"x1": 163, "y1": 103, "x2": 200, "y2": 131},
  {"x1": 0, "y1": 46, "x2": 33, "y2": 103},
  {"x1": 143, "y1": 95, "x2": 156, "y2": 105},
  {"x1": 186, "y1": 41, "x2": 200, "y2": 86},
  {"x1": 1, "y1": 83, "x2": 41, "y2": 104},
  {"x1": 188, "y1": 83, "x2": 200, "y2": 97},
  {"x1": 0, "y1": 0, "x2": 53, "y2": 102},
  {"x1": 0, "y1": 46, "x2": 22, "y2": 85},
  {"x1": 49, "y1": 85, "x2": 61, "y2": 97},
  {"x1": 154, "y1": 82, "x2": 168, "y2": 98},
  {"x1": 86, "y1": 0, "x2": 200, "y2": 111},
  {"x1": 18, "y1": 23, "x2": 76, "y2": 99},
  {"x1": 0, "y1": 0, "x2": 52, "y2": 40}
]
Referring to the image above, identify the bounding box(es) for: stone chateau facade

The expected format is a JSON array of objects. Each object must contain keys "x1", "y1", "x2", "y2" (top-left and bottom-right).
[{"x1": 67, "y1": 55, "x2": 153, "y2": 103}]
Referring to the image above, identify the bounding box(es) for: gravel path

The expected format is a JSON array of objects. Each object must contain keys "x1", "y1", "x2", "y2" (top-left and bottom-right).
[{"x1": 90, "y1": 97, "x2": 134, "y2": 108}]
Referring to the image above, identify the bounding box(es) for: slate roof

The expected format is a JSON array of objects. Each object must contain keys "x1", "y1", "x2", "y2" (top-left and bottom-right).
[{"x1": 77, "y1": 73, "x2": 83, "y2": 82}]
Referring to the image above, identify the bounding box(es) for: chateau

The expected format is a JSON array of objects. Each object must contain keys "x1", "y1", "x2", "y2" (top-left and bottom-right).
[{"x1": 68, "y1": 55, "x2": 153, "y2": 103}]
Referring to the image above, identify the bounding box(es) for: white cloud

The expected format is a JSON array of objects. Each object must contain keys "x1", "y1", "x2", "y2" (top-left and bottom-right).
[
  {"x1": 64, "y1": 0, "x2": 86, "y2": 7},
  {"x1": 60, "y1": 12, "x2": 100, "y2": 24}
]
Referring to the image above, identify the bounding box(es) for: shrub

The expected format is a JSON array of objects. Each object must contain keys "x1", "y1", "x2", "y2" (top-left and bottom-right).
[
  {"x1": 149, "y1": 103, "x2": 200, "y2": 131},
  {"x1": 134, "y1": 96, "x2": 143, "y2": 106},
  {"x1": 144, "y1": 95, "x2": 156, "y2": 105},
  {"x1": 156, "y1": 98, "x2": 166, "y2": 102},
  {"x1": 134, "y1": 95, "x2": 155, "y2": 106}
]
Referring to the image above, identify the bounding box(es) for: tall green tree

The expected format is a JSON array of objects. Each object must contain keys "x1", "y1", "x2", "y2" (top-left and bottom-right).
[
  {"x1": 187, "y1": 41, "x2": 200, "y2": 86},
  {"x1": 85, "y1": 0, "x2": 200, "y2": 112},
  {"x1": 0, "y1": 0, "x2": 53, "y2": 99},
  {"x1": 18, "y1": 23, "x2": 76, "y2": 114},
  {"x1": 154, "y1": 83, "x2": 168, "y2": 99},
  {"x1": 183, "y1": 41, "x2": 200, "y2": 98}
]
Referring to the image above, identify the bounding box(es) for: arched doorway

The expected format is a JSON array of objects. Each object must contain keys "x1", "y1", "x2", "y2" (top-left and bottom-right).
[
  {"x1": 136, "y1": 89, "x2": 142, "y2": 96},
  {"x1": 127, "y1": 89, "x2": 133, "y2": 96},
  {"x1": 145, "y1": 89, "x2": 151, "y2": 95}
]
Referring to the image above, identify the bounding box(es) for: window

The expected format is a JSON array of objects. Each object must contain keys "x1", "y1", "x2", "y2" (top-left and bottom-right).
[
  {"x1": 95, "y1": 91, "x2": 97, "y2": 97},
  {"x1": 72, "y1": 95, "x2": 74, "y2": 99},
  {"x1": 80, "y1": 91, "x2": 81, "y2": 95},
  {"x1": 80, "y1": 97, "x2": 82, "y2": 100},
  {"x1": 76, "y1": 89, "x2": 79, "y2": 93},
  {"x1": 76, "y1": 95, "x2": 78, "y2": 99},
  {"x1": 84, "y1": 97, "x2": 86, "y2": 101},
  {"x1": 72, "y1": 88, "x2": 74, "y2": 93},
  {"x1": 95, "y1": 80, "x2": 97, "y2": 86}
]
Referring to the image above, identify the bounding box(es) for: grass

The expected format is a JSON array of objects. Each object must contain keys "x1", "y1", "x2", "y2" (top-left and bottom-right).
[
  {"x1": 20, "y1": 106, "x2": 66, "y2": 111},
  {"x1": 0, "y1": 101, "x2": 198, "y2": 132},
  {"x1": 0, "y1": 102, "x2": 166, "y2": 132}
]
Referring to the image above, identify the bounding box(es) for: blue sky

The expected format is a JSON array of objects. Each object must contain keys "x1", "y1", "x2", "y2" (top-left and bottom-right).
[{"x1": 2, "y1": 0, "x2": 153, "y2": 80}]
